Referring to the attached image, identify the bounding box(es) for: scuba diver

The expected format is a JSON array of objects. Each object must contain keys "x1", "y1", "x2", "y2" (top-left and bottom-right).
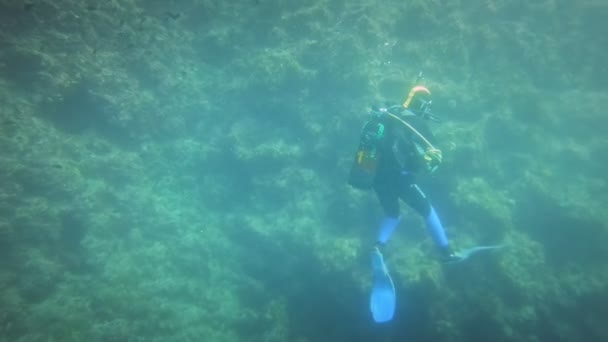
[
  {"x1": 348, "y1": 75, "x2": 501, "y2": 323},
  {"x1": 348, "y1": 82, "x2": 460, "y2": 262}
]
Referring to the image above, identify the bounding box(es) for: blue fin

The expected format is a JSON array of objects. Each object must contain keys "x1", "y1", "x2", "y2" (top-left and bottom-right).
[
  {"x1": 370, "y1": 248, "x2": 396, "y2": 323},
  {"x1": 451, "y1": 245, "x2": 503, "y2": 263}
]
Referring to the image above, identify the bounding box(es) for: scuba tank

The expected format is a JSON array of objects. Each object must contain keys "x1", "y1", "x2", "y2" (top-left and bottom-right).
[{"x1": 348, "y1": 120, "x2": 385, "y2": 189}]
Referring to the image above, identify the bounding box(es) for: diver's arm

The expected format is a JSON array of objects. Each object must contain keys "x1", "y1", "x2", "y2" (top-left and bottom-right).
[{"x1": 397, "y1": 116, "x2": 442, "y2": 173}]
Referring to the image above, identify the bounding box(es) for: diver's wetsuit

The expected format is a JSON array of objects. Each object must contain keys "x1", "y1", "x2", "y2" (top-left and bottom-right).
[
  {"x1": 373, "y1": 114, "x2": 433, "y2": 217},
  {"x1": 367, "y1": 111, "x2": 449, "y2": 250}
]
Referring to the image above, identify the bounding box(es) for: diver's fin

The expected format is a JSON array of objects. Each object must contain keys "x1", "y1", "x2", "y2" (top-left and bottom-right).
[
  {"x1": 370, "y1": 248, "x2": 396, "y2": 323},
  {"x1": 447, "y1": 245, "x2": 503, "y2": 264}
]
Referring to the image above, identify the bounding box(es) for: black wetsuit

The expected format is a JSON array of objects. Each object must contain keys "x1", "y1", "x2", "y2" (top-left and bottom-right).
[{"x1": 370, "y1": 112, "x2": 436, "y2": 219}]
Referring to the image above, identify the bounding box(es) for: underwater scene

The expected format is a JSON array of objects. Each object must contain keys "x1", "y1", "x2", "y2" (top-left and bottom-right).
[{"x1": 1, "y1": 0, "x2": 606, "y2": 341}]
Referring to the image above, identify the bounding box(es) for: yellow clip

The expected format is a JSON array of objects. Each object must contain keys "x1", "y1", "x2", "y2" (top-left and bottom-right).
[{"x1": 357, "y1": 150, "x2": 364, "y2": 164}]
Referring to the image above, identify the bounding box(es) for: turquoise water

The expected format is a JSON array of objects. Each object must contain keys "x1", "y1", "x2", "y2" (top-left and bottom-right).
[{"x1": 1, "y1": 1, "x2": 606, "y2": 341}]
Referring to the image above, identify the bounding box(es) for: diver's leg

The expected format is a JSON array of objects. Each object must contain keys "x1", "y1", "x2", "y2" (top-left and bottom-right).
[
  {"x1": 370, "y1": 184, "x2": 398, "y2": 322},
  {"x1": 426, "y1": 204, "x2": 449, "y2": 249},
  {"x1": 400, "y1": 182, "x2": 501, "y2": 262},
  {"x1": 400, "y1": 183, "x2": 455, "y2": 260},
  {"x1": 374, "y1": 185, "x2": 401, "y2": 245}
]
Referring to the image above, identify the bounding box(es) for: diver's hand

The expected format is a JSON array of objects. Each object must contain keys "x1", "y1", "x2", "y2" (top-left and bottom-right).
[{"x1": 424, "y1": 148, "x2": 442, "y2": 173}]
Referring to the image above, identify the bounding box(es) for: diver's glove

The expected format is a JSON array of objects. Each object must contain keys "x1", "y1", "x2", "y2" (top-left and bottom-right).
[{"x1": 424, "y1": 147, "x2": 442, "y2": 173}]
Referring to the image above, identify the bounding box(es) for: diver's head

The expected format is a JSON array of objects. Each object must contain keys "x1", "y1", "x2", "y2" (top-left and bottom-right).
[{"x1": 402, "y1": 85, "x2": 431, "y2": 112}]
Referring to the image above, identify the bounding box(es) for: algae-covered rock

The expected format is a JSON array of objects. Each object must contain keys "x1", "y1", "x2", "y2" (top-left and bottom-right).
[{"x1": 1, "y1": 0, "x2": 606, "y2": 341}]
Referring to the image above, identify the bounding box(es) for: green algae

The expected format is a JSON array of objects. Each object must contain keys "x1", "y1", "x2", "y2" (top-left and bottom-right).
[{"x1": 0, "y1": 0, "x2": 606, "y2": 341}]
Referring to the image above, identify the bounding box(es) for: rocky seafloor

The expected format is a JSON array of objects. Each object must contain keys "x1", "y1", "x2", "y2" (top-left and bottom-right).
[{"x1": 1, "y1": 0, "x2": 606, "y2": 341}]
